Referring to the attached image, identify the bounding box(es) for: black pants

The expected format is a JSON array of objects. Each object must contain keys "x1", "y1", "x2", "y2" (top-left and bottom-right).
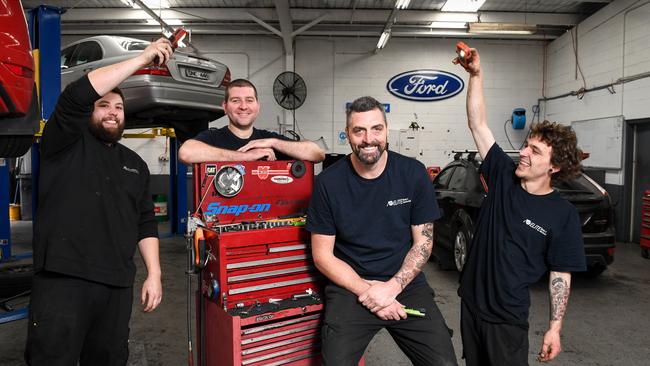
[
  {"x1": 321, "y1": 283, "x2": 457, "y2": 366},
  {"x1": 25, "y1": 271, "x2": 134, "y2": 366},
  {"x1": 460, "y1": 300, "x2": 529, "y2": 366}
]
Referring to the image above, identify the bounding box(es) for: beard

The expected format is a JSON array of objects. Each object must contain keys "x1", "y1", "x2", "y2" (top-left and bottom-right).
[
  {"x1": 89, "y1": 117, "x2": 124, "y2": 144},
  {"x1": 351, "y1": 141, "x2": 386, "y2": 165}
]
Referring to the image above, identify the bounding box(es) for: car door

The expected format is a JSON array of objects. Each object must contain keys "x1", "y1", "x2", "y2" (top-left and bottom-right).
[
  {"x1": 433, "y1": 165, "x2": 456, "y2": 249},
  {"x1": 61, "y1": 41, "x2": 103, "y2": 89}
]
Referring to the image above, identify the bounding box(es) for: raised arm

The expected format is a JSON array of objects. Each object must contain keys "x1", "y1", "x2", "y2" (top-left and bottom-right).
[
  {"x1": 453, "y1": 47, "x2": 495, "y2": 159},
  {"x1": 238, "y1": 138, "x2": 325, "y2": 163},
  {"x1": 311, "y1": 233, "x2": 370, "y2": 296},
  {"x1": 178, "y1": 139, "x2": 277, "y2": 163},
  {"x1": 538, "y1": 271, "x2": 572, "y2": 362},
  {"x1": 87, "y1": 38, "x2": 173, "y2": 96},
  {"x1": 358, "y1": 222, "x2": 434, "y2": 312}
]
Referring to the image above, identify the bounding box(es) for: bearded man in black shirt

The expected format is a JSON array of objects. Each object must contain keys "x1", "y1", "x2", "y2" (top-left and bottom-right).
[
  {"x1": 26, "y1": 38, "x2": 173, "y2": 365},
  {"x1": 453, "y1": 47, "x2": 586, "y2": 365}
]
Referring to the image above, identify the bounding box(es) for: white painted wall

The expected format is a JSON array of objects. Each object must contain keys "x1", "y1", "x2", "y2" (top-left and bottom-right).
[{"x1": 543, "y1": 0, "x2": 650, "y2": 185}]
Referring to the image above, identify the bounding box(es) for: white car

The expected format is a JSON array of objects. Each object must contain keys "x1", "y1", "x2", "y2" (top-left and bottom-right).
[{"x1": 61, "y1": 36, "x2": 230, "y2": 141}]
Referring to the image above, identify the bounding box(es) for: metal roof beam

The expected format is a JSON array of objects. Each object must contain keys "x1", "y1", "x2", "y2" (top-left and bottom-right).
[
  {"x1": 274, "y1": 0, "x2": 294, "y2": 55},
  {"x1": 58, "y1": 8, "x2": 583, "y2": 27}
]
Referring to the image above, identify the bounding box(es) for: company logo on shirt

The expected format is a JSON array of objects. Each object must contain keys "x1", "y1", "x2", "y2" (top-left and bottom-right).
[
  {"x1": 387, "y1": 198, "x2": 411, "y2": 207},
  {"x1": 523, "y1": 219, "x2": 547, "y2": 236},
  {"x1": 123, "y1": 166, "x2": 139, "y2": 174}
]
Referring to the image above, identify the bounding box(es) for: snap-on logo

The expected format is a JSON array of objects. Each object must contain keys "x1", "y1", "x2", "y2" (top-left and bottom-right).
[
  {"x1": 271, "y1": 176, "x2": 293, "y2": 184},
  {"x1": 387, "y1": 70, "x2": 464, "y2": 102},
  {"x1": 523, "y1": 219, "x2": 547, "y2": 236},
  {"x1": 206, "y1": 202, "x2": 271, "y2": 216}
]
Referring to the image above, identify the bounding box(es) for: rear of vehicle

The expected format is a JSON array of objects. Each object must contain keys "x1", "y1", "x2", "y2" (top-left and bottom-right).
[
  {"x1": 0, "y1": 0, "x2": 39, "y2": 157},
  {"x1": 555, "y1": 173, "x2": 616, "y2": 277},
  {"x1": 61, "y1": 36, "x2": 231, "y2": 141}
]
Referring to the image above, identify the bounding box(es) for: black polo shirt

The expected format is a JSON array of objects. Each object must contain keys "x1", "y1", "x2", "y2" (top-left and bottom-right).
[{"x1": 34, "y1": 75, "x2": 158, "y2": 287}]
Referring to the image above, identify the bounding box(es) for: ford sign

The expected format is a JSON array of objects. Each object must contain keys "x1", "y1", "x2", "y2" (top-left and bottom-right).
[{"x1": 387, "y1": 70, "x2": 464, "y2": 102}]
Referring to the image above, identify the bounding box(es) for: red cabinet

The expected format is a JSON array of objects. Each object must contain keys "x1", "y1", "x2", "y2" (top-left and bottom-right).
[{"x1": 641, "y1": 190, "x2": 650, "y2": 258}]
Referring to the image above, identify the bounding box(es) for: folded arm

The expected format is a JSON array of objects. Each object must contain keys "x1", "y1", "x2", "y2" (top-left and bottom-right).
[
  {"x1": 178, "y1": 139, "x2": 277, "y2": 163},
  {"x1": 238, "y1": 138, "x2": 325, "y2": 163}
]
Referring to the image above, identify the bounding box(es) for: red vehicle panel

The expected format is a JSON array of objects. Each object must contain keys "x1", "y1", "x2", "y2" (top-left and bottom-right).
[{"x1": 0, "y1": 0, "x2": 34, "y2": 117}]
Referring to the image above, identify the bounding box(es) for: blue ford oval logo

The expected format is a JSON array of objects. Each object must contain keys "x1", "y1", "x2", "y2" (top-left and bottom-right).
[{"x1": 387, "y1": 70, "x2": 464, "y2": 102}]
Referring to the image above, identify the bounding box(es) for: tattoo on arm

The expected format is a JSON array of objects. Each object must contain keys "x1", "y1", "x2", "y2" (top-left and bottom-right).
[
  {"x1": 550, "y1": 274, "x2": 570, "y2": 321},
  {"x1": 393, "y1": 222, "x2": 434, "y2": 290}
]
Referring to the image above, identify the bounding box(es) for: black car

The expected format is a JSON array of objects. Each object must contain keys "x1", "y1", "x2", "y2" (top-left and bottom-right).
[{"x1": 431, "y1": 151, "x2": 616, "y2": 277}]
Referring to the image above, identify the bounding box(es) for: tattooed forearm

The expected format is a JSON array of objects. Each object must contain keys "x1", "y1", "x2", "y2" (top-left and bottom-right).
[
  {"x1": 393, "y1": 223, "x2": 434, "y2": 290},
  {"x1": 549, "y1": 272, "x2": 571, "y2": 322}
]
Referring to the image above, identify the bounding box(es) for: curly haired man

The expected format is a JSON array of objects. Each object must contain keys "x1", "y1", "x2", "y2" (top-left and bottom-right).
[{"x1": 453, "y1": 47, "x2": 586, "y2": 365}]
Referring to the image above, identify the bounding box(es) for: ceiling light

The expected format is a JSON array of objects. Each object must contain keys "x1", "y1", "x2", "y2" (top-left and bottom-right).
[
  {"x1": 395, "y1": 0, "x2": 411, "y2": 9},
  {"x1": 377, "y1": 31, "x2": 391, "y2": 49},
  {"x1": 129, "y1": 0, "x2": 170, "y2": 9},
  {"x1": 441, "y1": 0, "x2": 486, "y2": 13},
  {"x1": 469, "y1": 22, "x2": 537, "y2": 35},
  {"x1": 146, "y1": 18, "x2": 183, "y2": 25},
  {"x1": 430, "y1": 21, "x2": 468, "y2": 29}
]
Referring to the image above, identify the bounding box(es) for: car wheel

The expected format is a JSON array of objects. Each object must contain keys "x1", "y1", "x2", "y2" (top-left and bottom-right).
[
  {"x1": 642, "y1": 248, "x2": 649, "y2": 259},
  {"x1": 454, "y1": 224, "x2": 471, "y2": 272},
  {"x1": 0, "y1": 263, "x2": 33, "y2": 298}
]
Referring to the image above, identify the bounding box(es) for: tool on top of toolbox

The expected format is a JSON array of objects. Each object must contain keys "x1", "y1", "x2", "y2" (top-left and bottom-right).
[{"x1": 455, "y1": 41, "x2": 473, "y2": 69}]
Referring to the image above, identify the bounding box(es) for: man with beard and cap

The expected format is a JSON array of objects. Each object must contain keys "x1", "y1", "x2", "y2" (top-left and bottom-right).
[
  {"x1": 305, "y1": 96, "x2": 457, "y2": 366},
  {"x1": 178, "y1": 78, "x2": 325, "y2": 164},
  {"x1": 26, "y1": 38, "x2": 172, "y2": 365},
  {"x1": 454, "y1": 47, "x2": 585, "y2": 365}
]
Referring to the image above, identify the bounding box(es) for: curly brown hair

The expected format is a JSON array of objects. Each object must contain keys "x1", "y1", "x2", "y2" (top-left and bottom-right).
[{"x1": 529, "y1": 120, "x2": 583, "y2": 183}]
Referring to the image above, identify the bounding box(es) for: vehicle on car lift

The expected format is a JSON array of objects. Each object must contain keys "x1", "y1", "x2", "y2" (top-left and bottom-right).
[
  {"x1": 61, "y1": 35, "x2": 231, "y2": 142},
  {"x1": 431, "y1": 151, "x2": 616, "y2": 277},
  {"x1": 0, "y1": 0, "x2": 39, "y2": 157}
]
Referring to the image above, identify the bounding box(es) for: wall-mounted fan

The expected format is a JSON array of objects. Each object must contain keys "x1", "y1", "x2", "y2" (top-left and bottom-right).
[
  {"x1": 273, "y1": 71, "x2": 307, "y2": 140},
  {"x1": 273, "y1": 71, "x2": 307, "y2": 110}
]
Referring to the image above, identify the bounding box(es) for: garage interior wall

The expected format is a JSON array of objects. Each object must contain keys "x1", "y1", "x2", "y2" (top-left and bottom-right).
[
  {"x1": 542, "y1": 0, "x2": 650, "y2": 241},
  {"x1": 58, "y1": 34, "x2": 543, "y2": 173}
]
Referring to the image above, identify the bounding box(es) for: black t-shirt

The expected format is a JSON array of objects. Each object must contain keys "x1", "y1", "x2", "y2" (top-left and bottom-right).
[
  {"x1": 193, "y1": 126, "x2": 292, "y2": 160},
  {"x1": 35, "y1": 75, "x2": 158, "y2": 287},
  {"x1": 306, "y1": 152, "x2": 441, "y2": 290},
  {"x1": 459, "y1": 143, "x2": 586, "y2": 327}
]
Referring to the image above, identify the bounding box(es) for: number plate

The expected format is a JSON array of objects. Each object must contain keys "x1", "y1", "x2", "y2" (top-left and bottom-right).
[{"x1": 185, "y1": 68, "x2": 209, "y2": 80}]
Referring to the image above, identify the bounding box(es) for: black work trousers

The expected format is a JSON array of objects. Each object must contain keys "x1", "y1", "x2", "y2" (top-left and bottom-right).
[
  {"x1": 321, "y1": 283, "x2": 457, "y2": 366},
  {"x1": 25, "y1": 271, "x2": 133, "y2": 366},
  {"x1": 460, "y1": 300, "x2": 529, "y2": 366}
]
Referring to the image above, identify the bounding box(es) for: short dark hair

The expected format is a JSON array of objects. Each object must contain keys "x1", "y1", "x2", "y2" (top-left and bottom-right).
[
  {"x1": 345, "y1": 96, "x2": 387, "y2": 127},
  {"x1": 529, "y1": 120, "x2": 583, "y2": 183},
  {"x1": 108, "y1": 87, "x2": 125, "y2": 104},
  {"x1": 225, "y1": 79, "x2": 258, "y2": 101}
]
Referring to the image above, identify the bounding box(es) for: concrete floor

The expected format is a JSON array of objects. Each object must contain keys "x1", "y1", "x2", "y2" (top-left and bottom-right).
[{"x1": 1, "y1": 221, "x2": 649, "y2": 365}]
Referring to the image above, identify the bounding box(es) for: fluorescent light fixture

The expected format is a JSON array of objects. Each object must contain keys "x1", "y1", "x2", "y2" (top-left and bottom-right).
[
  {"x1": 126, "y1": 0, "x2": 171, "y2": 9},
  {"x1": 395, "y1": 0, "x2": 411, "y2": 9},
  {"x1": 146, "y1": 18, "x2": 183, "y2": 25},
  {"x1": 469, "y1": 22, "x2": 537, "y2": 35},
  {"x1": 430, "y1": 21, "x2": 468, "y2": 29},
  {"x1": 441, "y1": 0, "x2": 486, "y2": 13},
  {"x1": 376, "y1": 31, "x2": 391, "y2": 49}
]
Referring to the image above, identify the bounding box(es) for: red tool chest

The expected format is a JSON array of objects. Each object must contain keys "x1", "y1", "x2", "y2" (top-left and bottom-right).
[
  {"x1": 193, "y1": 160, "x2": 325, "y2": 366},
  {"x1": 641, "y1": 190, "x2": 650, "y2": 258}
]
